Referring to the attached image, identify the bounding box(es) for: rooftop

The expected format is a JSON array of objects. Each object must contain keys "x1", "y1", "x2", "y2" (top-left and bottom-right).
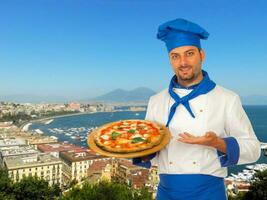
[
  {"x1": 26, "y1": 135, "x2": 58, "y2": 144},
  {"x1": 37, "y1": 143, "x2": 85, "y2": 153},
  {"x1": 0, "y1": 145, "x2": 38, "y2": 157},
  {"x1": 0, "y1": 137, "x2": 27, "y2": 147},
  {"x1": 88, "y1": 159, "x2": 111, "y2": 173},
  {"x1": 60, "y1": 149, "x2": 101, "y2": 162},
  {"x1": 118, "y1": 159, "x2": 139, "y2": 169},
  {"x1": 4, "y1": 153, "x2": 61, "y2": 169}
]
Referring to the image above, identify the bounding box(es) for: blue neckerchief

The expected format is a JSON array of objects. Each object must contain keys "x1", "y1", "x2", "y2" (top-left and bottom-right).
[
  {"x1": 172, "y1": 77, "x2": 200, "y2": 90},
  {"x1": 166, "y1": 70, "x2": 216, "y2": 127}
]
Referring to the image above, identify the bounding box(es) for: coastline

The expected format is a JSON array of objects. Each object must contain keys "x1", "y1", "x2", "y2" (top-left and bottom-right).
[
  {"x1": 20, "y1": 111, "x2": 95, "y2": 131},
  {"x1": 20, "y1": 109, "x2": 144, "y2": 131}
]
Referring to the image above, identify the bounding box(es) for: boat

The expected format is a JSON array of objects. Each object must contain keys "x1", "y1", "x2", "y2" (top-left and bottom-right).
[
  {"x1": 44, "y1": 119, "x2": 54, "y2": 125},
  {"x1": 22, "y1": 123, "x2": 32, "y2": 131},
  {"x1": 35, "y1": 129, "x2": 43, "y2": 134},
  {"x1": 246, "y1": 165, "x2": 254, "y2": 170},
  {"x1": 75, "y1": 136, "x2": 81, "y2": 141}
]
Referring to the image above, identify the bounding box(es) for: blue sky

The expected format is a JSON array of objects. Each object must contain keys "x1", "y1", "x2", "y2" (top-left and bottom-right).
[{"x1": 0, "y1": 0, "x2": 267, "y2": 101}]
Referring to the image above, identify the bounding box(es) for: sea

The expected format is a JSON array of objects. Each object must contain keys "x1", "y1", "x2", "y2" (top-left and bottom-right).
[{"x1": 30, "y1": 105, "x2": 267, "y2": 176}]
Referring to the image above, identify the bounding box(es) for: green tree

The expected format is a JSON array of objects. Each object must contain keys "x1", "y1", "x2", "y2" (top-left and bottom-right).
[
  {"x1": 243, "y1": 169, "x2": 267, "y2": 200},
  {"x1": 61, "y1": 180, "x2": 153, "y2": 200},
  {"x1": 0, "y1": 168, "x2": 12, "y2": 192},
  {"x1": 0, "y1": 167, "x2": 14, "y2": 198},
  {"x1": 0, "y1": 192, "x2": 16, "y2": 200},
  {"x1": 12, "y1": 176, "x2": 61, "y2": 200},
  {"x1": 228, "y1": 192, "x2": 245, "y2": 200}
]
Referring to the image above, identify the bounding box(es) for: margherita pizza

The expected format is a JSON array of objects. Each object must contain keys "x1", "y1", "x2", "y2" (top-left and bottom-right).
[{"x1": 93, "y1": 119, "x2": 166, "y2": 153}]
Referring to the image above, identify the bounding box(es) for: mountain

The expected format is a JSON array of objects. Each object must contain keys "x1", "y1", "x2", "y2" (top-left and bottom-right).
[
  {"x1": 241, "y1": 95, "x2": 267, "y2": 105},
  {"x1": 2, "y1": 91, "x2": 266, "y2": 105},
  {"x1": 92, "y1": 87, "x2": 156, "y2": 102}
]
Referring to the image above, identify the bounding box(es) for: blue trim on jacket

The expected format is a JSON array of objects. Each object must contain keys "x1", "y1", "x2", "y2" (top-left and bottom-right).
[
  {"x1": 132, "y1": 153, "x2": 156, "y2": 169},
  {"x1": 217, "y1": 137, "x2": 240, "y2": 167}
]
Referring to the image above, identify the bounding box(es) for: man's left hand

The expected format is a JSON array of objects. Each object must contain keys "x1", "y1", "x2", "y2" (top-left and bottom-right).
[{"x1": 177, "y1": 132, "x2": 226, "y2": 153}]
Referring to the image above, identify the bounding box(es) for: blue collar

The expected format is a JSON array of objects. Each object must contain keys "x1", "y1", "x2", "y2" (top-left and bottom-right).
[{"x1": 166, "y1": 70, "x2": 216, "y2": 127}]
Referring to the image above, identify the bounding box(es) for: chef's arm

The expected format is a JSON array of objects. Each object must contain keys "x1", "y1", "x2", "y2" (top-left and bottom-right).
[{"x1": 225, "y1": 96, "x2": 261, "y2": 165}]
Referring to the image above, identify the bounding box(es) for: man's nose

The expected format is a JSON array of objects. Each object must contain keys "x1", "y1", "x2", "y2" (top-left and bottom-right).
[{"x1": 180, "y1": 56, "x2": 188, "y2": 66}]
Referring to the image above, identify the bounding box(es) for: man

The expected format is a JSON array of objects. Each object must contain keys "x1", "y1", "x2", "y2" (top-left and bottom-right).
[{"x1": 133, "y1": 18, "x2": 261, "y2": 200}]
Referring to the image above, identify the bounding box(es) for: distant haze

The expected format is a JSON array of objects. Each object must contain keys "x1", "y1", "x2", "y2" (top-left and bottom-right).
[
  {"x1": 1, "y1": 88, "x2": 267, "y2": 105},
  {"x1": 241, "y1": 95, "x2": 267, "y2": 105},
  {"x1": 90, "y1": 87, "x2": 156, "y2": 103}
]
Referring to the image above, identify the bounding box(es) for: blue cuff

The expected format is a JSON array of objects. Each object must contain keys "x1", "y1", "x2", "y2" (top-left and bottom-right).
[
  {"x1": 132, "y1": 158, "x2": 151, "y2": 168},
  {"x1": 132, "y1": 153, "x2": 156, "y2": 169},
  {"x1": 217, "y1": 137, "x2": 240, "y2": 167}
]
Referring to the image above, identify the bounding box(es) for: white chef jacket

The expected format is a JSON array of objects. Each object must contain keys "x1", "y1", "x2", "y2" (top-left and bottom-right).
[{"x1": 146, "y1": 85, "x2": 261, "y2": 177}]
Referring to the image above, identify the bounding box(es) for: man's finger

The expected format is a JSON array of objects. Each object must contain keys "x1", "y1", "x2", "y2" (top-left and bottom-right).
[
  {"x1": 184, "y1": 132, "x2": 194, "y2": 137},
  {"x1": 178, "y1": 133, "x2": 188, "y2": 138}
]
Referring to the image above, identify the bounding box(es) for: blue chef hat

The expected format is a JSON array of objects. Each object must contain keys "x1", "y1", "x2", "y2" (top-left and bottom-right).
[{"x1": 157, "y1": 18, "x2": 209, "y2": 52}]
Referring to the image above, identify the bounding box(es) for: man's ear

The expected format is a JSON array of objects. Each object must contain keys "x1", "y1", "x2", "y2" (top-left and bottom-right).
[{"x1": 200, "y1": 49, "x2": 205, "y2": 62}]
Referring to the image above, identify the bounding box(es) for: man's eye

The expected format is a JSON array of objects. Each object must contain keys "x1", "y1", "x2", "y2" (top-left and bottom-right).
[
  {"x1": 187, "y1": 51, "x2": 194, "y2": 56},
  {"x1": 171, "y1": 55, "x2": 179, "y2": 60}
]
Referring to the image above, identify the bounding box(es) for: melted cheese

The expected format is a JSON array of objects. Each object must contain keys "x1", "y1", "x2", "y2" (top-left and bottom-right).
[
  {"x1": 117, "y1": 138, "x2": 130, "y2": 144},
  {"x1": 130, "y1": 133, "x2": 145, "y2": 139},
  {"x1": 103, "y1": 141, "x2": 111, "y2": 145},
  {"x1": 101, "y1": 135, "x2": 110, "y2": 140},
  {"x1": 143, "y1": 134, "x2": 150, "y2": 138}
]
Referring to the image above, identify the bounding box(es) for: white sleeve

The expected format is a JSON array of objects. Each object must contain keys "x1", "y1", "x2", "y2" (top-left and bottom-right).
[
  {"x1": 145, "y1": 97, "x2": 159, "y2": 167},
  {"x1": 145, "y1": 97, "x2": 155, "y2": 121},
  {"x1": 225, "y1": 95, "x2": 261, "y2": 165}
]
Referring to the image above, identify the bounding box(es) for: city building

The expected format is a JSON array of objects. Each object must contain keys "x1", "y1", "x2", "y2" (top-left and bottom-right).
[
  {"x1": 0, "y1": 137, "x2": 27, "y2": 147},
  {"x1": 59, "y1": 150, "x2": 103, "y2": 185},
  {"x1": 87, "y1": 158, "x2": 112, "y2": 183},
  {"x1": 145, "y1": 166, "x2": 159, "y2": 193},
  {"x1": 25, "y1": 135, "x2": 58, "y2": 147},
  {"x1": 68, "y1": 102, "x2": 81, "y2": 111},
  {"x1": 4, "y1": 153, "x2": 62, "y2": 186},
  {"x1": 111, "y1": 159, "x2": 159, "y2": 198},
  {"x1": 37, "y1": 143, "x2": 85, "y2": 158},
  {"x1": 0, "y1": 145, "x2": 39, "y2": 167}
]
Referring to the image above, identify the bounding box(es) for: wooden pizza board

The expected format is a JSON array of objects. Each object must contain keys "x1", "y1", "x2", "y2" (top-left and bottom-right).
[{"x1": 87, "y1": 122, "x2": 171, "y2": 158}]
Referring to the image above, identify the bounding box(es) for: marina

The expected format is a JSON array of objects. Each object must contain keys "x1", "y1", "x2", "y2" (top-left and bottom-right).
[{"x1": 227, "y1": 163, "x2": 267, "y2": 183}]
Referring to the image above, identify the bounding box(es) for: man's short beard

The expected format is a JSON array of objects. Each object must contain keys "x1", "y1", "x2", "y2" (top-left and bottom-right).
[
  {"x1": 177, "y1": 62, "x2": 202, "y2": 82},
  {"x1": 178, "y1": 73, "x2": 195, "y2": 81}
]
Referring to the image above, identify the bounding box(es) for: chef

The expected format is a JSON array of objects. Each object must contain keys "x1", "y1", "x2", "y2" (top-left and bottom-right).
[{"x1": 133, "y1": 18, "x2": 261, "y2": 200}]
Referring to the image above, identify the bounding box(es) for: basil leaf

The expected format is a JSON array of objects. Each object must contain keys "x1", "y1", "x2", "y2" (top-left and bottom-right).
[
  {"x1": 131, "y1": 137, "x2": 146, "y2": 143},
  {"x1": 128, "y1": 129, "x2": 135, "y2": 134},
  {"x1": 111, "y1": 132, "x2": 121, "y2": 140}
]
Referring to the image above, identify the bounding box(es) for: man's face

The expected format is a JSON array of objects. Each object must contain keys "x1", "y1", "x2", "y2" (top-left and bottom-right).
[{"x1": 169, "y1": 46, "x2": 205, "y2": 86}]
